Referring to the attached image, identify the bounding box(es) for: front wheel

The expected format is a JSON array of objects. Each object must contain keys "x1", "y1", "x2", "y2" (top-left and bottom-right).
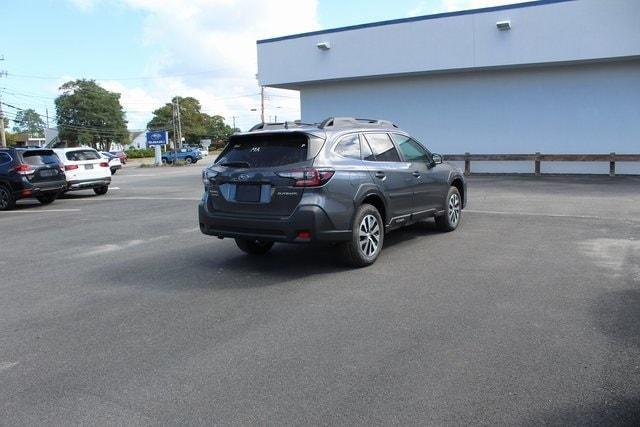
[
  {"x1": 235, "y1": 238, "x2": 274, "y2": 255},
  {"x1": 36, "y1": 193, "x2": 57, "y2": 205},
  {"x1": 435, "y1": 186, "x2": 462, "y2": 232},
  {"x1": 185, "y1": 156, "x2": 193, "y2": 164},
  {"x1": 94, "y1": 186, "x2": 109, "y2": 195},
  {"x1": 341, "y1": 203, "x2": 384, "y2": 268}
]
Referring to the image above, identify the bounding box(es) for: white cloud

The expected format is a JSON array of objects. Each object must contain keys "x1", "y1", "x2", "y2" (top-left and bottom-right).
[
  {"x1": 66, "y1": 0, "x2": 318, "y2": 131},
  {"x1": 410, "y1": 0, "x2": 529, "y2": 17}
]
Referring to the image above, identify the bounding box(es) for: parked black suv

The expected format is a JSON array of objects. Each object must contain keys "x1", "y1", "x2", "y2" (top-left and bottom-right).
[
  {"x1": 199, "y1": 117, "x2": 466, "y2": 267},
  {"x1": 0, "y1": 148, "x2": 67, "y2": 211}
]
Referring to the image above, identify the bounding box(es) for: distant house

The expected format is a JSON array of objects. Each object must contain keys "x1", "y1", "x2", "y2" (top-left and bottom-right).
[{"x1": 128, "y1": 131, "x2": 147, "y2": 149}]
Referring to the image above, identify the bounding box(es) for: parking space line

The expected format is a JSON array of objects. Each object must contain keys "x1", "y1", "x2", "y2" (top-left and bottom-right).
[
  {"x1": 465, "y1": 209, "x2": 639, "y2": 222},
  {"x1": 0, "y1": 209, "x2": 81, "y2": 214},
  {"x1": 0, "y1": 362, "x2": 19, "y2": 372}
]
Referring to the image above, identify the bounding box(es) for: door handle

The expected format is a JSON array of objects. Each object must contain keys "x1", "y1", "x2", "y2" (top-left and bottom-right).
[
  {"x1": 375, "y1": 171, "x2": 385, "y2": 179},
  {"x1": 412, "y1": 171, "x2": 421, "y2": 178}
]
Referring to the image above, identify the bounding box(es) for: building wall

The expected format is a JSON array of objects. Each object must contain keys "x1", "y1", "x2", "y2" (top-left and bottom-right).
[
  {"x1": 300, "y1": 60, "x2": 640, "y2": 174},
  {"x1": 258, "y1": 0, "x2": 640, "y2": 87}
]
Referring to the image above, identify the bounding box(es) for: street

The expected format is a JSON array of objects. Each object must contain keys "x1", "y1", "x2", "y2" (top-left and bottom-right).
[{"x1": 1, "y1": 166, "x2": 639, "y2": 425}]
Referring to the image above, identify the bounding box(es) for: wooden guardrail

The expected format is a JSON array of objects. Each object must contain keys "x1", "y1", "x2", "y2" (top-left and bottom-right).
[{"x1": 442, "y1": 153, "x2": 640, "y2": 177}]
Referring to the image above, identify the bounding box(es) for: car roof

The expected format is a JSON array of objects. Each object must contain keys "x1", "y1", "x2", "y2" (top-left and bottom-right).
[
  {"x1": 237, "y1": 117, "x2": 406, "y2": 139},
  {"x1": 54, "y1": 147, "x2": 98, "y2": 152}
]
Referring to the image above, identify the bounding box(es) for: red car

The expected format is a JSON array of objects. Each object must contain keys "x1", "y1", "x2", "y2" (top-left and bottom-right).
[{"x1": 109, "y1": 151, "x2": 128, "y2": 164}]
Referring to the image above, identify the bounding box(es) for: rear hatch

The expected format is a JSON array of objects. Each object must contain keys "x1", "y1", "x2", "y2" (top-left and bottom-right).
[
  {"x1": 19, "y1": 150, "x2": 65, "y2": 186},
  {"x1": 63, "y1": 149, "x2": 110, "y2": 180},
  {"x1": 207, "y1": 132, "x2": 325, "y2": 217}
]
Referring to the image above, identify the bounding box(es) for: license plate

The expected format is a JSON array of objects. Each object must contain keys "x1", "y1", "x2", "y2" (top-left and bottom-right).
[
  {"x1": 40, "y1": 169, "x2": 56, "y2": 177},
  {"x1": 235, "y1": 184, "x2": 261, "y2": 202},
  {"x1": 85, "y1": 164, "x2": 94, "y2": 170}
]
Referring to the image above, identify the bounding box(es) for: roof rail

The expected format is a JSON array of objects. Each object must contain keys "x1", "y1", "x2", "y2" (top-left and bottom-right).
[
  {"x1": 318, "y1": 117, "x2": 398, "y2": 129},
  {"x1": 248, "y1": 120, "x2": 316, "y2": 132}
]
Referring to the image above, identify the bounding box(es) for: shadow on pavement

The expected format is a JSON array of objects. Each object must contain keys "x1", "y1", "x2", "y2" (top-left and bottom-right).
[
  {"x1": 93, "y1": 221, "x2": 443, "y2": 291},
  {"x1": 591, "y1": 289, "x2": 640, "y2": 349},
  {"x1": 524, "y1": 398, "x2": 640, "y2": 426}
]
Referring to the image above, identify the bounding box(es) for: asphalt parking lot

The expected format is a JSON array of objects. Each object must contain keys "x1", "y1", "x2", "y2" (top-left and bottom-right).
[{"x1": 1, "y1": 166, "x2": 639, "y2": 425}]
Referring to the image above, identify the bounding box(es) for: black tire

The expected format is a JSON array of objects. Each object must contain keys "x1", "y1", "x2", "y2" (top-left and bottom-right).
[
  {"x1": 341, "y1": 203, "x2": 384, "y2": 268},
  {"x1": 94, "y1": 186, "x2": 109, "y2": 195},
  {"x1": 36, "y1": 193, "x2": 57, "y2": 205},
  {"x1": 185, "y1": 156, "x2": 194, "y2": 164},
  {"x1": 111, "y1": 168, "x2": 117, "y2": 175},
  {"x1": 162, "y1": 158, "x2": 169, "y2": 165},
  {"x1": 0, "y1": 184, "x2": 15, "y2": 211},
  {"x1": 435, "y1": 186, "x2": 462, "y2": 232},
  {"x1": 235, "y1": 238, "x2": 274, "y2": 255}
]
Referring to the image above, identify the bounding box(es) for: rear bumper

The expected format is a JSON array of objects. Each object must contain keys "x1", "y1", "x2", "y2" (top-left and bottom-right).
[
  {"x1": 67, "y1": 178, "x2": 111, "y2": 190},
  {"x1": 14, "y1": 179, "x2": 67, "y2": 198},
  {"x1": 198, "y1": 200, "x2": 351, "y2": 243}
]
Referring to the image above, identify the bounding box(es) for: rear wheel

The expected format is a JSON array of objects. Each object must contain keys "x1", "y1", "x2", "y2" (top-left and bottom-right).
[
  {"x1": 94, "y1": 186, "x2": 109, "y2": 195},
  {"x1": 185, "y1": 156, "x2": 193, "y2": 164},
  {"x1": 36, "y1": 193, "x2": 57, "y2": 205},
  {"x1": 341, "y1": 204, "x2": 384, "y2": 267},
  {"x1": 235, "y1": 238, "x2": 274, "y2": 255},
  {"x1": 435, "y1": 186, "x2": 462, "y2": 232},
  {"x1": 0, "y1": 185, "x2": 15, "y2": 211},
  {"x1": 111, "y1": 168, "x2": 117, "y2": 175}
]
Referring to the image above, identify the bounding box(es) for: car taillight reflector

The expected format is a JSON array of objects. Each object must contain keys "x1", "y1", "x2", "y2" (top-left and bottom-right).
[
  {"x1": 99, "y1": 162, "x2": 109, "y2": 168},
  {"x1": 276, "y1": 168, "x2": 335, "y2": 187},
  {"x1": 65, "y1": 165, "x2": 79, "y2": 171},
  {"x1": 15, "y1": 164, "x2": 34, "y2": 175}
]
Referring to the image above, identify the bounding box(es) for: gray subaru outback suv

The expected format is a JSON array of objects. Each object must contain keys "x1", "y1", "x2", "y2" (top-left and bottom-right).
[{"x1": 199, "y1": 117, "x2": 466, "y2": 267}]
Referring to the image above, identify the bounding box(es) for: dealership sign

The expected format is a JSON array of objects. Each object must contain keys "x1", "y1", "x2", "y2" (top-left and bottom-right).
[{"x1": 146, "y1": 131, "x2": 168, "y2": 146}]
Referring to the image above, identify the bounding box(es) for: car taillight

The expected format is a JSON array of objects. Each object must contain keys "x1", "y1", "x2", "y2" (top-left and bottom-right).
[
  {"x1": 276, "y1": 168, "x2": 335, "y2": 187},
  {"x1": 15, "y1": 164, "x2": 34, "y2": 175},
  {"x1": 65, "y1": 165, "x2": 79, "y2": 171},
  {"x1": 99, "y1": 162, "x2": 109, "y2": 168}
]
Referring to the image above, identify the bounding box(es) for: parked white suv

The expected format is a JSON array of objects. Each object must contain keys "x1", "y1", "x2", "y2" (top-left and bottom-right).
[{"x1": 54, "y1": 148, "x2": 111, "y2": 195}]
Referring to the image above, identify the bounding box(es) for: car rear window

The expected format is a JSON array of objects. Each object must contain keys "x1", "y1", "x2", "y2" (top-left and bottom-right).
[
  {"x1": 66, "y1": 150, "x2": 100, "y2": 161},
  {"x1": 216, "y1": 133, "x2": 325, "y2": 168},
  {"x1": 21, "y1": 150, "x2": 60, "y2": 166}
]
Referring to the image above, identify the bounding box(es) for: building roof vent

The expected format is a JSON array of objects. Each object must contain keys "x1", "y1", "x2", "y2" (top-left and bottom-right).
[{"x1": 496, "y1": 20, "x2": 512, "y2": 31}]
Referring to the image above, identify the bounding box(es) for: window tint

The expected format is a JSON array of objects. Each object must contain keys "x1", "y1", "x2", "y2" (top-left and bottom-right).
[
  {"x1": 217, "y1": 133, "x2": 322, "y2": 168},
  {"x1": 360, "y1": 135, "x2": 375, "y2": 161},
  {"x1": 66, "y1": 149, "x2": 100, "y2": 161},
  {"x1": 0, "y1": 152, "x2": 12, "y2": 165},
  {"x1": 363, "y1": 133, "x2": 400, "y2": 162},
  {"x1": 392, "y1": 134, "x2": 431, "y2": 163},
  {"x1": 334, "y1": 134, "x2": 361, "y2": 159},
  {"x1": 22, "y1": 151, "x2": 60, "y2": 166}
]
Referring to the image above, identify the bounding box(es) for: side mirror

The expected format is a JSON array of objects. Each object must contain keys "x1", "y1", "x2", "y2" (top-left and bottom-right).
[{"x1": 432, "y1": 153, "x2": 443, "y2": 165}]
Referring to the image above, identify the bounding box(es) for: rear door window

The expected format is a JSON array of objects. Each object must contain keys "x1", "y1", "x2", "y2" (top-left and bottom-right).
[
  {"x1": 363, "y1": 133, "x2": 401, "y2": 162},
  {"x1": 21, "y1": 151, "x2": 61, "y2": 166},
  {"x1": 66, "y1": 150, "x2": 100, "y2": 161},
  {"x1": 217, "y1": 133, "x2": 324, "y2": 168}
]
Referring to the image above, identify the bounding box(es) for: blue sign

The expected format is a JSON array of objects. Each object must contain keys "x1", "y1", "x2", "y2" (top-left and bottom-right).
[{"x1": 146, "y1": 131, "x2": 168, "y2": 146}]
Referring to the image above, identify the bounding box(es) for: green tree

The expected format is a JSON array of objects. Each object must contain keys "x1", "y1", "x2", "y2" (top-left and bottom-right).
[
  {"x1": 147, "y1": 96, "x2": 233, "y2": 147},
  {"x1": 55, "y1": 79, "x2": 128, "y2": 150},
  {"x1": 12, "y1": 108, "x2": 46, "y2": 137}
]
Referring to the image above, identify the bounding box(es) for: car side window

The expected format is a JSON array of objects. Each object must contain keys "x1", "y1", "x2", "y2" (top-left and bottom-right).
[
  {"x1": 363, "y1": 133, "x2": 401, "y2": 162},
  {"x1": 360, "y1": 134, "x2": 375, "y2": 161},
  {"x1": 392, "y1": 134, "x2": 431, "y2": 163},
  {"x1": 334, "y1": 134, "x2": 361, "y2": 160},
  {"x1": 0, "y1": 152, "x2": 12, "y2": 166}
]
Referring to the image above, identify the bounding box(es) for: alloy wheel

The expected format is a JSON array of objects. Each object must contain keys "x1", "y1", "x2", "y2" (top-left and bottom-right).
[
  {"x1": 359, "y1": 214, "x2": 381, "y2": 257},
  {"x1": 448, "y1": 193, "x2": 461, "y2": 225}
]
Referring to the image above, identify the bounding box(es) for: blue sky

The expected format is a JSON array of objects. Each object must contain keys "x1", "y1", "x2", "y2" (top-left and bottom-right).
[{"x1": 1, "y1": 0, "x2": 526, "y2": 131}]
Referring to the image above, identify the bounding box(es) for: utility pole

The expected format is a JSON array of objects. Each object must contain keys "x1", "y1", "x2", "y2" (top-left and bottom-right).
[
  {"x1": 232, "y1": 115, "x2": 237, "y2": 131},
  {"x1": 260, "y1": 86, "x2": 265, "y2": 124},
  {"x1": 176, "y1": 97, "x2": 183, "y2": 150},
  {"x1": 45, "y1": 108, "x2": 50, "y2": 128},
  {"x1": 0, "y1": 55, "x2": 6, "y2": 148}
]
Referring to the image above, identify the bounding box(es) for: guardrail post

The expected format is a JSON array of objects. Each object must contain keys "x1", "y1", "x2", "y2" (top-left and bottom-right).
[
  {"x1": 610, "y1": 152, "x2": 615, "y2": 177},
  {"x1": 534, "y1": 152, "x2": 541, "y2": 176},
  {"x1": 464, "y1": 152, "x2": 470, "y2": 176}
]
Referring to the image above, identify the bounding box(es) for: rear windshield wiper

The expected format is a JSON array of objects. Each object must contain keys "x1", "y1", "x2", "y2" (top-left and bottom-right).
[{"x1": 218, "y1": 161, "x2": 251, "y2": 168}]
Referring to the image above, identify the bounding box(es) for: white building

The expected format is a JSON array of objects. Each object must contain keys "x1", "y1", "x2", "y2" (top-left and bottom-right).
[{"x1": 257, "y1": 0, "x2": 640, "y2": 174}]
